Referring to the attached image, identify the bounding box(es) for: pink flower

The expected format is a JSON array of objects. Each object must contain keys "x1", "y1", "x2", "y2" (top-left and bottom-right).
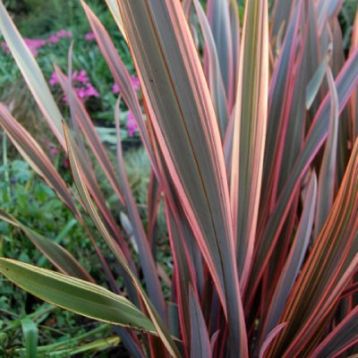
[
  {"x1": 112, "y1": 83, "x2": 120, "y2": 94},
  {"x1": 84, "y1": 32, "x2": 96, "y2": 41},
  {"x1": 49, "y1": 68, "x2": 99, "y2": 103},
  {"x1": 25, "y1": 39, "x2": 47, "y2": 56},
  {"x1": 112, "y1": 75, "x2": 140, "y2": 95},
  {"x1": 83, "y1": 84, "x2": 99, "y2": 98},
  {"x1": 127, "y1": 111, "x2": 138, "y2": 137},
  {"x1": 68, "y1": 84, "x2": 99, "y2": 102},
  {"x1": 48, "y1": 34, "x2": 60, "y2": 44},
  {"x1": 75, "y1": 87, "x2": 87, "y2": 99},
  {"x1": 73, "y1": 70, "x2": 89, "y2": 84},
  {"x1": 130, "y1": 75, "x2": 140, "y2": 91},
  {"x1": 56, "y1": 29, "x2": 72, "y2": 39},
  {"x1": 49, "y1": 71, "x2": 59, "y2": 86},
  {"x1": 47, "y1": 29, "x2": 72, "y2": 45}
]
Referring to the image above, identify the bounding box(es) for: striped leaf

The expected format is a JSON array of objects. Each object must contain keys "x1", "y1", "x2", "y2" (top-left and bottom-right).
[
  {"x1": 0, "y1": 258, "x2": 156, "y2": 332},
  {"x1": 116, "y1": 1, "x2": 247, "y2": 354},
  {"x1": 230, "y1": 0, "x2": 269, "y2": 289},
  {"x1": 0, "y1": 2, "x2": 65, "y2": 148}
]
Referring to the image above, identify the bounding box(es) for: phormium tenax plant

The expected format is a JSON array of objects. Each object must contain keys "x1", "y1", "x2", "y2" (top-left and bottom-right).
[{"x1": 0, "y1": 0, "x2": 357, "y2": 357}]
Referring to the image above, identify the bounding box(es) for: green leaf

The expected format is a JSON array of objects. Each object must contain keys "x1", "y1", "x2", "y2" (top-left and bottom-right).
[
  {"x1": 0, "y1": 258, "x2": 156, "y2": 333},
  {"x1": 21, "y1": 317, "x2": 38, "y2": 358},
  {"x1": 0, "y1": 210, "x2": 93, "y2": 282}
]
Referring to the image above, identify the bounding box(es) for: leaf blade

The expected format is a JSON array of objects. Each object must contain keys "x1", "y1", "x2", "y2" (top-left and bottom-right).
[
  {"x1": 0, "y1": 2, "x2": 65, "y2": 148},
  {"x1": 0, "y1": 258, "x2": 156, "y2": 332}
]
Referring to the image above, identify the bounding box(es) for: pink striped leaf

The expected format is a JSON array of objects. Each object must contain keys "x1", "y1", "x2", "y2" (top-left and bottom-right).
[{"x1": 116, "y1": 2, "x2": 247, "y2": 355}]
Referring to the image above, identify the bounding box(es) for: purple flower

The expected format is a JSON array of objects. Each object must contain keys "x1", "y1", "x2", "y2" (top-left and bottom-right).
[
  {"x1": 127, "y1": 111, "x2": 138, "y2": 137},
  {"x1": 84, "y1": 32, "x2": 96, "y2": 41}
]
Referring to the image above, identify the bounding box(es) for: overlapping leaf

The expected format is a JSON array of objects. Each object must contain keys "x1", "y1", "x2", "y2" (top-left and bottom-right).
[
  {"x1": 116, "y1": 1, "x2": 247, "y2": 355},
  {"x1": 0, "y1": 2, "x2": 65, "y2": 148}
]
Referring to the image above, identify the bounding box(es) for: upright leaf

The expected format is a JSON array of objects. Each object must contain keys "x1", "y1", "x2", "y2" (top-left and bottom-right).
[
  {"x1": 115, "y1": 101, "x2": 166, "y2": 320},
  {"x1": 230, "y1": 0, "x2": 269, "y2": 288},
  {"x1": 261, "y1": 172, "x2": 317, "y2": 338},
  {"x1": 269, "y1": 139, "x2": 358, "y2": 356},
  {"x1": 310, "y1": 307, "x2": 358, "y2": 358},
  {"x1": 0, "y1": 2, "x2": 65, "y2": 148},
  {"x1": 21, "y1": 318, "x2": 38, "y2": 358},
  {"x1": 194, "y1": 0, "x2": 229, "y2": 137},
  {"x1": 117, "y1": 1, "x2": 247, "y2": 354},
  {"x1": 206, "y1": 0, "x2": 233, "y2": 105},
  {"x1": 189, "y1": 287, "x2": 212, "y2": 358},
  {"x1": 314, "y1": 68, "x2": 339, "y2": 237}
]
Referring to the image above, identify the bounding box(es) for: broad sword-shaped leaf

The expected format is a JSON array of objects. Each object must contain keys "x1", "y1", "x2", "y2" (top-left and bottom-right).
[
  {"x1": 0, "y1": 259, "x2": 156, "y2": 332},
  {"x1": 116, "y1": 0, "x2": 247, "y2": 354}
]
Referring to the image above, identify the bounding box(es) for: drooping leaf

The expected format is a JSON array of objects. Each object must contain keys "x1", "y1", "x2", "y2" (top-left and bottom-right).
[
  {"x1": 64, "y1": 125, "x2": 179, "y2": 357},
  {"x1": 0, "y1": 258, "x2": 156, "y2": 332},
  {"x1": 0, "y1": 210, "x2": 93, "y2": 282},
  {"x1": 0, "y1": 104, "x2": 78, "y2": 216}
]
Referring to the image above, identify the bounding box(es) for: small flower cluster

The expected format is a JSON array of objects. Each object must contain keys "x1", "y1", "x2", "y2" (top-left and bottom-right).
[
  {"x1": 47, "y1": 29, "x2": 72, "y2": 45},
  {"x1": 49, "y1": 70, "x2": 99, "y2": 103},
  {"x1": 1, "y1": 38, "x2": 47, "y2": 56},
  {"x1": 112, "y1": 75, "x2": 141, "y2": 137},
  {"x1": 1, "y1": 29, "x2": 72, "y2": 57},
  {"x1": 84, "y1": 32, "x2": 96, "y2": 41}
]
